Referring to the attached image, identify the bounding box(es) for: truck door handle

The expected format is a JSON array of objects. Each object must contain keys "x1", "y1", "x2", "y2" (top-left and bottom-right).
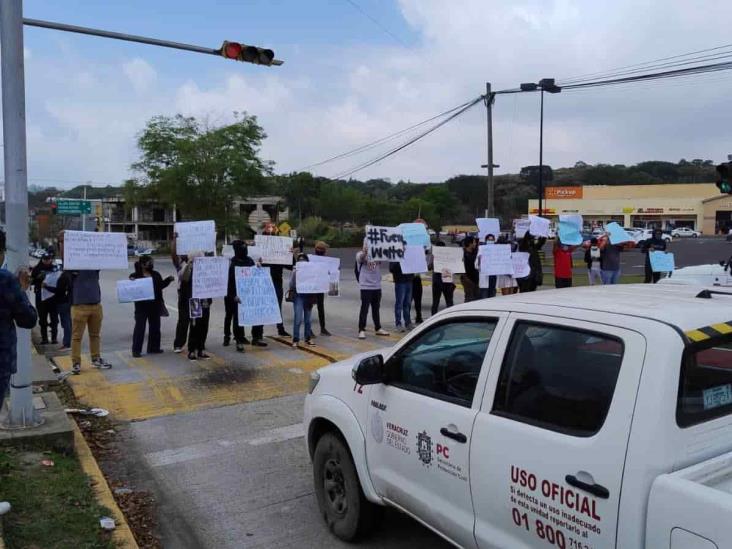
[
  {"x1": 565, "y1": 475, "x2": 610, "y2": 499},
  {"x1": 440, "y1": 427, "x2": 467, "y2": 443}
]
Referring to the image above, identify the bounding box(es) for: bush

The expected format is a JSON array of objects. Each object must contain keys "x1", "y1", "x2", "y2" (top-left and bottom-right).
[{"x1": 298, "y1": 216, "x2": 329, "y2": 240}]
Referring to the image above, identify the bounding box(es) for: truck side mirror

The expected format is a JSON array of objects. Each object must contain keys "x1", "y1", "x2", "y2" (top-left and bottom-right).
[{"x1": 352, "y1": 354, "x2": 384, "y2": 386}]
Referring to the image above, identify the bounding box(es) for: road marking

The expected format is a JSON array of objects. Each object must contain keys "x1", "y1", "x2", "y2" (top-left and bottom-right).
[{"x1": 145, "y1": 423, "x2": 304, "y2": 467}]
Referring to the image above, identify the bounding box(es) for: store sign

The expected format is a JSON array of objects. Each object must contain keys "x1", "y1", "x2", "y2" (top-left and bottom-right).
[
  {"x1": 545, "y1": 186, "x2": 582, "y2": 199},
  {"x1": 622, "y1": 207, "x2": 634, "y2": 214},
  {"x1": 637, "y1": 208, "x2": 664, "y2": 214},
  {"x1": 529, "y1": 208, "x2": 556, "y2": 215}
]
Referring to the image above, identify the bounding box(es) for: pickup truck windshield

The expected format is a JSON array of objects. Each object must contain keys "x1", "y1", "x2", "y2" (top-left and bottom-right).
[{"x1": 678, "y1": 339, "x2": 732, "y2": 427}]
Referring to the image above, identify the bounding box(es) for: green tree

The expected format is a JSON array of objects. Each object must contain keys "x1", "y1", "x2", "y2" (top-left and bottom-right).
[{"x1": 131, "y1": 113, "x2": 273, "y2": 238}]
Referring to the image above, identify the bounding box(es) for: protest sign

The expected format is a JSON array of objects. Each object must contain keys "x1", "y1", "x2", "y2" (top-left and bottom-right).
[
  {"x1": 399, "y1": 223, "x2": 430, "y2": 248},
  {"x1": 514, "y1": 219, "x2": 531, "y2": 238},
  {"x1": 476, "y1": 218, "x2": 500, "y2": 241},
  {"x1": 558, "y1": 221, "x2": 584, "y2": 245},
  {"x1": 221, "y1": 244, "x2": 234, "y2": 258},
  {"x1": 64, "y1": 230, "x2": 128, "y2": 270},
  {"x1": 116, "y1": 277, "x2": 154, "y2": 303},
  {"x1": 254, "y1": 235, "x2": 293, "y2": 265},
  {"x1": 308, "y1": 255, "x2": 341, "y2": 296},
  {"x1": 479, "y1": 244, "x2": 513, "y2": 275},
  {"x1": 236, "y1": 267, "x2": 283, "y2": 326},
  {"x1": 606, "y1": 222, "x2": 632, "y2": 245},
  {"x1": 365, "y1": 225, "x2": 405, "y2": 261},
  {"x1": 295, "y1": 262, "x2": 330, "y2": 293},
  {"x1": 41, "y1": 271, "x2": 61, "y2": 301},
  {"x1": 511, "y1": 252, "x2": 531, "y2": 278},
  {"x1": 192, "y1": 256, "x2": 229, "y2": 299},
  {"x1": 189, "y1": 298, "x2": 203, "y2": 319},
  {"x1": 328, "y1": 270, "x2": 340, "y2": 297},
  {"x1": 650, "y1": 251, "x2": 675, "y2": 273},
  {"x1": 432, "y1": 246, "x2": 465, "y2": 274},
  {"x1": 247, "y1": 246, "x2": 263, "y2": 263},
  {"x1": 529, "y1": 215, "x2": 551, "y2": 237},
  {"x1": 560, "y1": 214, "x2": 583, "y2": 231},
  {"x1": 175, "y1": 220, "x2": 216, "y2": 254},
  {"x1": 400, "y1": 245, "x2": 428, "y2": 274}
]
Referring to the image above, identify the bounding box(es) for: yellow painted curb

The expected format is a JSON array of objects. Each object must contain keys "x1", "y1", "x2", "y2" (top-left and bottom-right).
[{"x1": 72, "y1": 423, "x2": 139, "y2": 548}]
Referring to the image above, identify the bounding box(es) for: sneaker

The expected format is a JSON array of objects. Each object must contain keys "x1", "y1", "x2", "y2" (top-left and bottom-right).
[
  {"x1": 305, "y1": 340, "x2": 316, "y2": 347},
  {"x1": 188, "y1": 352, "x2": 197, "y2": 361},
  {"x1": 72, "y1": 363, "x2": 81, "y2": 375},
  {"x1": 251, "y1": 339, "x2": 268, "y2": 348},
  {"x1": 223, "y1": 337, "x2": 231, "y2": 347},
  {"x1": 405, "y1": 324, "x2": 414, "y2": 331},
  {"x1": 358, "y1": 331, "x2": 366, "y2": 340},
  {"x1": 375, "y1": 329, "x2": 390, "y2": 336},
  {"x1": 173, "y1": 347, "x2": 183, "y2": 354},
  {"x1": 91, "y1": 357, "x2": 112, "y2": 370},
  {"x1": 278, "y1": 329, "x2": 291, "y2": 337},
  {"x1": 198, "y1": 352, "x2": 211, "y2": 360},
  {"x1": 320, "y1": 328, "x2": 332, "y2": 336},
  {"x1": 236, "y1": 343, "x2": 245, "y2": 353},
  {"x1": 292, "y1": 341, "x2": 299, "y2": 348},
  {"x1": 398, "y1": 326, "x2": 406, "y2": 333},
  {"x1": 132, "y1": 352, "x2": 142, "y2": 358}
]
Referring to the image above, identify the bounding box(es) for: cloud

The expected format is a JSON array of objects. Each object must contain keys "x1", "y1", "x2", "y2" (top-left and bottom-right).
[{"x1": 122, "y1": 58, "x2": 157, "y2": 94}]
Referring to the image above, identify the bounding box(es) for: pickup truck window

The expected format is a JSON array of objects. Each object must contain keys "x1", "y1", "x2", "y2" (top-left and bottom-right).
[
  {"x1": 386, "y1": 319, "x2": 497, "y2": 407},
  {"x1": 678, "y1": 340, "x2": 732, "y2": 427},
  {"x1": 492, "y1": 321, "x2": 624, "y2": 437}
]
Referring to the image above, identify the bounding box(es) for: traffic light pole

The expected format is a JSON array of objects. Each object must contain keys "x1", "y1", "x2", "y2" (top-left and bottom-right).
[
  {"x1": 485, "y1": 82, "x2": 495, "y2": 218},
  {"x1": 538, "y1": 89, "x2": 544, "y2": 216},
  {"x1": 1, "y1": 0, "x2": 39, "y2": 428}
]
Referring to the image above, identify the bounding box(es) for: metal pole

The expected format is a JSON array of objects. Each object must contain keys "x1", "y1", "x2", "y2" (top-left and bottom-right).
[
  {"x1": 485, "y1": 83, "x2": 495, "y2": 218},
  {"x1": 1, "y1": 0, "x2": 39, "y2": 428},
  {"x1": 538, "y1": 89, "x2": 544, "y2": 216},
  {"x1": 81, "y1": 185, "x2": 86, "y2": 231}
]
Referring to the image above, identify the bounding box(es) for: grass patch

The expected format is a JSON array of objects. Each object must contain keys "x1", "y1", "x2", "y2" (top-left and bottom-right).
[{"x1": 0, "y1": 448, "x2": 115, "y2": 549}]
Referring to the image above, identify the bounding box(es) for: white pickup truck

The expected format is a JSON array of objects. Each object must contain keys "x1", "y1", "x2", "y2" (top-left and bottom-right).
[{"x1": 304, "y1": 284, "x2": 732, "y2": 548}]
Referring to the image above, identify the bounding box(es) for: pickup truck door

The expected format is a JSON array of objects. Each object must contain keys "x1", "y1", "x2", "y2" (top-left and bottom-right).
[
  {"x1": 470, "y1": 314, "x2": 646, "y2": 549},
  {"x1": 366, "y1": 312, "x2": 507, "y2": 549}
]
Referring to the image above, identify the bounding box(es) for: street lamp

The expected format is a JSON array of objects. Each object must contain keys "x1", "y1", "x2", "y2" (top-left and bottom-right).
[{"x1": 520, "y1": 78, "x2": 561, "y2": 216}]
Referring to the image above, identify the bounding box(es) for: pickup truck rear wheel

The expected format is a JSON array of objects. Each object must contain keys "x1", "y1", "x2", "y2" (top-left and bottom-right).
[{"x1": 313, "y1": 432, "x2": 378, "y2": 541}]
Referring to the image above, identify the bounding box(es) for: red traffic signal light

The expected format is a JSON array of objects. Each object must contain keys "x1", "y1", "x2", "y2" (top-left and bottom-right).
[{"x1": 219, "y1": 41, "x2": 277, "y2": 66}]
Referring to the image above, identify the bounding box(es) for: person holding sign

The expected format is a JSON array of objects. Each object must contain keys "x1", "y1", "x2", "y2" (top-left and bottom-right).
[
  {"x1": 226, "y1": 240, "x2": 267, "y2": 352},
  {"x1": 289, "y1": 254, "x2": 316, "y2": 348},
  {"x1": 30, "y1": 250, "x2": 59, "y2": 345},
  {"x1": 598, "y1": 230, "x2": 636, "y2": 285},
  {"x1": 42, "y1": 269, "x2": 72, "y2": 350},
  {"x1": 462, "y1": 236, "x2": 480, "y2": 302},
  {"x1": 584, "y1": 238, "x2": 603, "y2": 286},
  {"x1": 260, "y1": 224, "x2": 291, "y2": 338},
  {"x1": 356, "y1": 243, "x2": 390, "y2": 340},
  {"x1": 642, "y1": 229, "x2": 668, "y2": 284},
  {"x1": 389, "y1": 261, "x2": 414, "y2": 332},
  {"x1": 553, "y1": 238, "x2": 581, "y2": 288},
  {"x1": 429, "y1": 241, "x2": 455, "y2": 314},
  {"x1": 477, "y1": 234, "x2": 498, "y2": 299},
  {"x1": 313, "y1": 241, "x2": 332, "y2": 336},
  {"x1": 129, "y1": 255, "x2": 174, "y2": 357},
  {"x1": 516, "y1": 232, "x2": 546, "y2": 293},
  {"x1": 181, "y1": 251, "x2": 212, "y2": 361}
]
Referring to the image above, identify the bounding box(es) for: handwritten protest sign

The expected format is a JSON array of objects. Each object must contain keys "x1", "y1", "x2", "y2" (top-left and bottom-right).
[
  {"x1": 529, "y1": 215, "x2": 551, "y2": 238},
  {"x1": 64, "y1": 230, "x2": 128, "y2": 270},
  {"x1": 511, "y1": 252, "x2": 531, "y2": 278},
  {"x1": 175, "y1": 220, "x2": 216, "y2": 255},
  {"x1": 650, "y1": 251, "x2": 675, "y2": 273},
  {"x1": 514, "y1": 219, "x2": 531, "y2": 238},
  {"x1": 560, "y1": 214, "x2": 583, "y2": 231},
  {"x1": 479, "y1": 244, "x2": 513, "y2": 275},
  {"x1": 236, "y1": 267, "x2": 282, "y2": 326},
  {"x1": 329, "y1": 270, "x2": 340, "y2": 297},
  {"x1": 606, "y1": 222, "x2": 632, "y2": 245},
  {"x1": 254, "y1": 235, "x2": 293, "y2": 265},
  {"x1": 295, "y1": 262, "x2": 330, "y2": 293},
  {"x1": 400, "y1": 245, "x2": 428, "y2": 274},
  {"x1": 41, "y1": 271, "x2": 61, "y2": 301},
  {"x1": 116, "y1": 277, "x2": 154, "y2": 303},
  {"x1": 399, "y1": 223, "x2": 430, "y2": 248},
  {"x1": 247, "y1": 246, "x2": 263, "y2": 263},
  {"x1": 558, "y1": 221, "x2": 584, "y2": 245},
  {"x1": 192, "y1": 256, "x2": 229, "y2": 299},
  {"x1": 476, "y1": 218, "x2": 500, "y2": 241},
  {"x1": 432, "y1": 246, "x2": 465, "y2": 274},
  {"x1": 308, "y1": 255, "x2": 341, "y2": 296},
  {"x1": 221, "y1": 244, "x2": 234, "y2": 258},
  {"x1": 366, "y1": 225, "x2": 405, "y2": 261}
]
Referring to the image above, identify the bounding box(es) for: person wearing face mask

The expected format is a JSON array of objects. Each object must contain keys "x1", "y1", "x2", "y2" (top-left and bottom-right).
[
  {"x1": 642, "y1": 228, "x2": 668, "y2": 284},
  {"x1": 312, "y1": 241, "x2": 331, "y2": 336},
  {"x1": 477, "y1": 234, "x2": 498, "y2": 299},
  {"x1": 259, "y1": 225, "x2": 291, "y2": 338},
  {"x1": 227, "y1": 240, "x2": 267, "y2": 352},
  {"x1": 129, "y1": 255, "x2": 174, "y2": 357},
  {"x1": 289, "y1": 253, "x2": 316, "y2": 347},
  {"x1": 516, "y1": 232, "x2": 546, "y2": 293},
  {"x1": 584, "y1": 237, "x2": 603, "y2": 285},
  {"x1": 30, "y1": 249, "x2": 59, "y2": 345},
  {"x1": 462, "y1": 236, "x2": 480, "y2": 302}
]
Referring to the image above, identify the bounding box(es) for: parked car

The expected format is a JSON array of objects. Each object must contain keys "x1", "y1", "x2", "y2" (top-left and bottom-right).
[
  {"x1": 305, "y1": 284, "x2": 732, "y2": 548},
  {"x1": 671, "y1": 227, "x2": 701, "y2": 238},
  {"x1": 636, "y1": 229, "x2": 672, "y2": 246},
  {"x1": 134, "y1": 248, "x2": 155, "y2": 257}
]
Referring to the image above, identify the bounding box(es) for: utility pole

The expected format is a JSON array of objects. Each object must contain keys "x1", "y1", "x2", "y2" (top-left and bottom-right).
[
  {"x1": 1, "y1": 0, "x2": 38, "y2": 428},
  {"x1": 538, "y1": 88, "x2": 544, "y2": 216},
  {"x1": 81, "y1": 185, "x2": 87, "y2": 231},
  {"x1": 485, "y1": 82, "x2": 495, "y2": 218}
]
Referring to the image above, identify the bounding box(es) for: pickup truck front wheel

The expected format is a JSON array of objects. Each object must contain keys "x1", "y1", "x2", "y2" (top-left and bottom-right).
[{"x1": 313, "y1": 432, "x2": 378, "y2": 541}]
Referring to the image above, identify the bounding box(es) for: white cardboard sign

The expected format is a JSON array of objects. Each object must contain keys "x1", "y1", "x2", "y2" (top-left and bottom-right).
[
  {"x1": 41, "y1": 271, "x2": 61, "y2": 301},
  {"x1": 64, "y1": 230, "x2": 128, "y2": 270},
  {"x1": 476, "y1": 218, "x2": 501, "y2": 241},
  {"x1": 117, "y1": 277, "x2": 154, "y2": 303},
  {"x1": 192, "y1": 256, "x2": 229, "y2": 299},
  {"x1": 529, "y1": 215, "x2": 551, "y2": 238},
  {"x1": 365, "y1": 225, "x2": 405, "y2": 262},
  {"x1": 175, "y1": 220, "x2": 216, "y2": 255},
  {"x1": 254, "y1": 235, "x2": 293, "y2": 265},
  {"x1": 511, "y1": 252, "x2": 531, "y2": 278},
  {"x1": 295, "y1": 262, "x2": 330, "y2": 293},
  {"x1": 236, "y1": 267, "x2": 283, "y2": 326},
  {"x1": 479, "y1": 244, "x2": 514, "y2": 275},
  {"x1": 400, "y1": 245, "x2": 428, "y2": 274},
  {"x1": 432, "y1": 247, "x2": 465, "y2": 274}
]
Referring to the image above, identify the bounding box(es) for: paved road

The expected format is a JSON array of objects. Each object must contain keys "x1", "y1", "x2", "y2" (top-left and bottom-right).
[{"x1": 54, "y1": 238, "x2": 729, "y2": 548}]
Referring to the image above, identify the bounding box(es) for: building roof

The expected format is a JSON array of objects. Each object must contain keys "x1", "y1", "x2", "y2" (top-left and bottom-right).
[{"x1": 452, "y1": 283, "x2": 732, "y2": 334}]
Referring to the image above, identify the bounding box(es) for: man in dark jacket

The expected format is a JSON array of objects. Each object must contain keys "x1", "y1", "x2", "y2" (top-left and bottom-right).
[
  {"x1": 30, "y1": 250, "x2": 58, "y2": 344},
  {"x1": 516, "y1": 232, "x2": 546, "y2": 292},
  {"x1": 462, "y1": 236, "x2": 480, "y2": 302},
  {"x1": 260, "y1": 225, "x2": 291, "y2": 337},
  {"x1": 227, "y1": 240, "x2": 267, "y2": 352},
  {"x1": 0, "y1": 229, "x2": 38, "y2": 413},
  {"x1": 642, "y1": 229, "x2": 668, "y2": 284}
]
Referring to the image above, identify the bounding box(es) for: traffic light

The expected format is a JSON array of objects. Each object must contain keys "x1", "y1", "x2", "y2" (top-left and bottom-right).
[
  {"x1": 218, "y1": 41, "x2": 276, "y2": 66},
  {"x1": 717, "y1": 162, "x2": 732, "y2": 194}
]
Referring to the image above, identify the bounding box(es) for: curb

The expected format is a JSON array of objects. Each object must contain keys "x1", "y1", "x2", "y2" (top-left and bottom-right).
[
  {"x1": 267, "y1": 335, "x2": 339, "y2": 363},
  {"x1": 72, "y1": 422, "x2": 139, "y2": 548}
]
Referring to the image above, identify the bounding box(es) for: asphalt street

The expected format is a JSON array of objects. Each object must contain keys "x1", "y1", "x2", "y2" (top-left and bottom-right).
[{"x1": 55, "y1": 236, "x2": 730, "y2": 548}]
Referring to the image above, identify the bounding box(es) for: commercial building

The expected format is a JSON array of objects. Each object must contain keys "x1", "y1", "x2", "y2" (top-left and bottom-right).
[{"x1": 527, "y1": 183, "x2": 729, "y2": 234}]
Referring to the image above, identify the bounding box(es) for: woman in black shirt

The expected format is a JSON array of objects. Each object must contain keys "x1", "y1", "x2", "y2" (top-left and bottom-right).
[{"x1": 129, "y1": 255, "x2": 174, "y2": 357}]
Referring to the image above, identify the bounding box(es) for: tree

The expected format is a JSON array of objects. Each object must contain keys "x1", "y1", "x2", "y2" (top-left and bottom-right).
[{"x1": 131, "y1": 113, "x2": 273, "y2": 238}]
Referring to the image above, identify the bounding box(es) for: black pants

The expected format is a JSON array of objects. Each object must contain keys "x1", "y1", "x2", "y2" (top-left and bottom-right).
[
  {"x1": 462, "y1": 277, "x2": 479, "y2": 303},
  {"x1": 132, "y1": 302, "x2": 161, "y2": 354},
  {"x1": 36, "y1": 294, "x2": 58, "y2": 342},
  {"x1": 359, "y1": 289, "x2": 382, "y2": 331},
  {"x1": 555, "y1": 277, "x2": 572, "y2": 288},
  {"x1": 226, "y1": 296, "x2": 263, "y2": 343},
  {"x1": 517, "y1": 277, "x2": 537, "y2": 293},
  {"x1": 271, "y1": 274, "x2": 286, "y2": 332},
  {"x1": 0, "y1": 372, "x2": 10, "y2": 412},
  {"x1": 412, "y1": 276, "x2": 423, "y2": 322},
  {"x1": 431, "y1": 274, "x2": 455, "y2": 315},
  {"x1": 174, "y1": 291, "x2": 190, "y2": 349},
  {"x1": 644, "y1": 262, "x2": 662, "y2": 284},
  {"x1": 316, "y1": 293, "x2": 326, "y2": 330},
  {"x1": 188, "y1": 306, "x2": 211, "y2": 353}
]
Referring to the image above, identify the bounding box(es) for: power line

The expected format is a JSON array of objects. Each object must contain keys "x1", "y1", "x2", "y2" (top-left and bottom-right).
[{"x1": 343, "y1": 0, "x2": 408, "y2": 47}]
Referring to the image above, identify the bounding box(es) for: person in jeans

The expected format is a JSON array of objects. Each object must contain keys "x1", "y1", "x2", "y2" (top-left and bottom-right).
[
  {"x1": 430, "y1": 241, "x2": 455, "y2": 314},
  {"x1": 599, "y1": 234, "x2": 635, "y2": 284},
  {"x1": 129, "y1": 255, "x2": 174, "y2": 357},
  {"x1": 389, "y1": 261, "x2": 413, "y2": 332},
  {"x1": 356, "y1": 244, "x2": 389, "y2": 340},
  {"x1": 290, "y1": 253, "x2": 316, "y2": 348},
  {"x1": 584, "y1": 238, "x2": 603, "y2": 285},
  {"x1": 171, "y1": 236, "x2": 190, "y2": 353},
  {"x1": 0, "y1": 229, "x2": 38, "y2": 413},
  {"x1": 312, "y1": 241, "x2": 332, "y2": 336},
  {"x1": 43, "y1": 268, "x2": 72, "y2": 349}
]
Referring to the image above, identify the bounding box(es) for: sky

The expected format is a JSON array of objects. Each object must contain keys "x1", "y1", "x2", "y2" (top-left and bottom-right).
[{"x1": 6, "y1": 0, "x2": 732, "y2": 189}]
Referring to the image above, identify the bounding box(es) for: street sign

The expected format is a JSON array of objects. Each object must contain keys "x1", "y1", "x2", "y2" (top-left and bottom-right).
[{"x1": 56, "y1": 199, "x2": 92, "y2": 215}]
